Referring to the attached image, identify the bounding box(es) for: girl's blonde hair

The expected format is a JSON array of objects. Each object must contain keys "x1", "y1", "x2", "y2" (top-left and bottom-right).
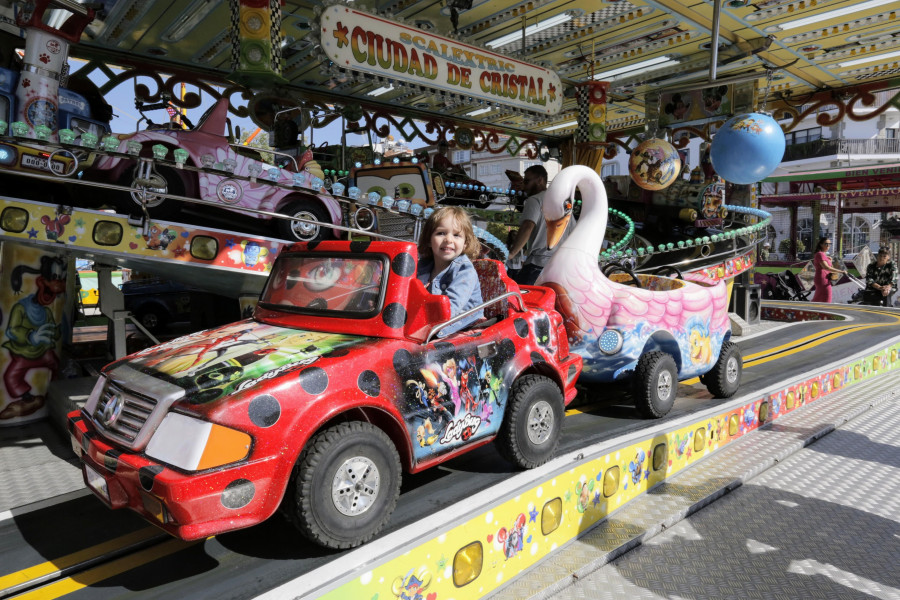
[{"x1": 418, "y1": 206, "x2": 481, "y2": 260}]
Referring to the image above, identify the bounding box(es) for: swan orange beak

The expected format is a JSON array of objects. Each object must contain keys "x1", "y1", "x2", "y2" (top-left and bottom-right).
[{"x1": 546, "y1": 199, "x2": 573, "y2": 250}]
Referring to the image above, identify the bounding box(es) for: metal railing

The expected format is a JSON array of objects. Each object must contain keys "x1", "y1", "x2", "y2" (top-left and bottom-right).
[{"x1": 782, "y1": 138, "x2": 900, "y2": 161}]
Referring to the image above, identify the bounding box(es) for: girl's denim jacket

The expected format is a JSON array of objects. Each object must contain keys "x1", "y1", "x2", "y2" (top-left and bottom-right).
[{"x1": 416, "y1": 254, "x2": 484, "y2": 337}]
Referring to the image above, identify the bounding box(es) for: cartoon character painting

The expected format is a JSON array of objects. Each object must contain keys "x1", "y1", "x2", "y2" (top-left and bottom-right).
[
  {"x1": 628, "y1": 449, "x2": 646, "y2": 485},
  {"x1": 396, "y1": 339, "x2": 519, "y2": 461},
  {"x1": 497, "y1": 513, "x2": 527, "y2": 559},
  {"x1": 1, "y1": 254, "x2": 66, "y2": 419},
  {"x1": 143, "y1": 225, "x2": 177, "y2": 250},
  {"x1": 391, "y1": 567, "x2": 433, "y2": 600},
  {"x1": 40, "y1": 206, "x2": 71, "y2": 242},
  {"x1": 575, "y1": 479, "x2": 596, "y2": 513}
]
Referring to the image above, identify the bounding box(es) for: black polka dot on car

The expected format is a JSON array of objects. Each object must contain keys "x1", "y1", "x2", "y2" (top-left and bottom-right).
[
  {"x1": 349, "y1": 240, "x2": 371, "y2": 253},
  {"x1": 325, "y1": 347, "x2": 350, "y2": 359},
  {"x1": 534, "y1": 317, "x2": 550, "y2": 343},
  {"x1": 358, "y1": 370, "x2": 380, "y2": 397},
  {"x1": 248, "y1": 394, "x2": 281, "y2": 427},
  {"x1": 103, "y1": 449, "x2": 121, "y2": 472},
  {"x1": 306, "y1": 241, "x2": 320, "y2": 251},
  {"x1": 497, "y1": 338, "x2": 517, "y2": 361},
  {"x1": 299, "y1": 367, "x2": 329, "y2": 395},
  {"x1": 139, "y1": 465, "x2": 164, "y2": 491},
  {"x1": 382, "y1": 303, "x2": 407, "y2": 328},
  {"x1": 514, "y1": 318, "x2": 529, "y2": 338},
  {"x1": 221, "y1": 479, "x2": 255, "y2": 509},
  {"x1": 393, "y1": 348, "x2": 412, "y2": 373},
  {"x1": 530, "y1": 351, "x2": 546, "y2": 365},
  {"x1": 392, "y1": 252, "x2": 415, "y2": 277}
]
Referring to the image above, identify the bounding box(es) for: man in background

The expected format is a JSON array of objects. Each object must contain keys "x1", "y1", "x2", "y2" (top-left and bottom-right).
[
  {"x1": 863, "y1": 246, "x2": 897, "y2": 306},
  {"x1": 507, "y1": 165, "x2": 575, "y2": 286}
]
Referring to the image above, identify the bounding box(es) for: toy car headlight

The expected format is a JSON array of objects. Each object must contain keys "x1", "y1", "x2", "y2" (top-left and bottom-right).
[
  {"x1": 599, "y1": 329, "x2": 624, "y2": 355},
  {"x1": 145, "y1": 412, "x2": 252, "y2": 471}
]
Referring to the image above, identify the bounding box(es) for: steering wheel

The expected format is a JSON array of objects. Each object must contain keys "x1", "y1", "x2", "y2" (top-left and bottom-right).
[
  {"x1": 602, "y1": 262, "x2": 642, "y2": 288},
  {"x1": 651, "y1": 265, "x2": 684, "y2": 280}
]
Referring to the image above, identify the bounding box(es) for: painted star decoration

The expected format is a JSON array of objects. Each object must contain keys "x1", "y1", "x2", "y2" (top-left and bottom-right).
[{"x1": 333, "y1": 22, "x2": 349, "y2": 48}]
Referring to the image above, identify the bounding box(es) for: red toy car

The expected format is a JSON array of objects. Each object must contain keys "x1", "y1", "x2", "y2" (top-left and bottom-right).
[{"x1": 68, "y1": 240, "x2": 581, "y2": 548}]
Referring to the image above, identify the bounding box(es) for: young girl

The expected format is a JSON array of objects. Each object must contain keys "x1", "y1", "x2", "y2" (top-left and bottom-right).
[{"x1": 417, "y1": 206, "x2": 484, "y2": 336}]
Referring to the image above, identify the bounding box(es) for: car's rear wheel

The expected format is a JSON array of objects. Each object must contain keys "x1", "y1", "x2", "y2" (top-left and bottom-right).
[
  {"x1": 703, "y1": 341, "x2": 742, "y2": 398},
  {"x1": 277, "y1": 199, "x2": 333, "y2": 242},
  {"x1": 290, "y1": 421, "x2": 401, "y2": 549},
  {"x1": 496, "y1": 375, "x2": 563, "y2": 469},
  {"x1": 118, "y1": 164, "x2": 184, "y2": 220},
  {"x1": 634, "y1": 351, "x2": 677, "y2": 418}
]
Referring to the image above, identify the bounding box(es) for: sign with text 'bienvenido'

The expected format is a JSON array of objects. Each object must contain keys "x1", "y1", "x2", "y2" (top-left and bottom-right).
[{"x1": 318, "y1": 5, "x2": 563, "y2": 116}]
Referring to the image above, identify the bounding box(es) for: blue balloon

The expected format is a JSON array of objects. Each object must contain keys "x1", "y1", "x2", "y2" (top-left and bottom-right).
[{"x1": 710, "y1": 112, "x2": 785, "y2": 185}]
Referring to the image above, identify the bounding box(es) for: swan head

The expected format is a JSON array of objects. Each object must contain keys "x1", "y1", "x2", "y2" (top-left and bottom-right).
[{"x1": 545, "y1": 197, "x2": 573, "y2": 250}]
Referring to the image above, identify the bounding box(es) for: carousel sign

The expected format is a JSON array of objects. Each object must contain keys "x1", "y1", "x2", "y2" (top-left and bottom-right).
[{"x1": 318, "y1": 5, "x2": 563, "y2": 116}]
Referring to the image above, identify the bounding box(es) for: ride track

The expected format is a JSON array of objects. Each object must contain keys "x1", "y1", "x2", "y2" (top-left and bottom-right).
[{"x1": 2, "y1": 301, "x2": 899, "y2": 600}]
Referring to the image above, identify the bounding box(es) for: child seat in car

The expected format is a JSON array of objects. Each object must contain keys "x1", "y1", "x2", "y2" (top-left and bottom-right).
[{"x1": 472, "y1": 259, "x2": 519, "y2": 320}]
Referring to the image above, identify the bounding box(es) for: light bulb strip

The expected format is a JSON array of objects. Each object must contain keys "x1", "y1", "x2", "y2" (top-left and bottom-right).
[
  {"x1": 780, "y1": 10, "x2": 898, "y2": 43},
  {"x1": 813, "y1": 37, "x2": 900, "y2": 63}
]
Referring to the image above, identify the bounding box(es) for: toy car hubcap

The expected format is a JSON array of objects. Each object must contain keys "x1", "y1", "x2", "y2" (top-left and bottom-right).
[
  {"x1": 290, "y1": 210, "x2": 320, "y2": 240},
  {"x1": 726, "y1": 357, "x2": 739, "y2": 383},
  {"x1": 656, "y1": 371, "x2": 672, "y2": 398},
  {"x1": 526, "y1": 400, "x2": 554, "y2": 445},
  {"x1": 131, "y1": 173, "x2": 167, "y2": 208},
  {"x1": 332, "y1": 456, "x2": 380, "y2": 516}
]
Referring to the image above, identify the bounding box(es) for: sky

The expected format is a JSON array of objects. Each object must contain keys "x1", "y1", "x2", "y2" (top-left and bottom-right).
[{"x1": 89, "y1": 68, "x2": 410, "y2": 150}]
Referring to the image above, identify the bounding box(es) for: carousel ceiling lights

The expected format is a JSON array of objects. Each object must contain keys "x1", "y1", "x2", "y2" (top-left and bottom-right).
[
  {"x1": 367, "y1": 85, "x2": 395, "y2": 96},
  {"x1": 773, "y1": 0, "x2": 896, "y2": 30},
  {"x1": 592, "y1": 56, "x2": 677, "y2": 81},
  {"x1": 836, "y1": 48, "x2": 900, "y2": 67},
  {"x1": 542, "y1": 120, "x2": 577, "y2": 131},
  {"x1": 485, "y1": 12, "x2": 574, "y2": 48}
]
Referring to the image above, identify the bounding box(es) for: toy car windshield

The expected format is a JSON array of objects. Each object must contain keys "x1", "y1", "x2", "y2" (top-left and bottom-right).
[{"x1": 259, "y1": 253, "x2": 386, "y2": 316}]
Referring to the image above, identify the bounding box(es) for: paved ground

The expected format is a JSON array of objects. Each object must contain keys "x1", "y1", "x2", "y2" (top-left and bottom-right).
[{"x1": 498, "y1": 371, "x2": 900, "y2": 600}]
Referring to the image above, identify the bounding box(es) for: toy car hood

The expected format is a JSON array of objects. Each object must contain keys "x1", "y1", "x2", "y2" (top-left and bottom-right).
[{"x1": 104, "y1": 319, "x2": 367, "y2": 405}]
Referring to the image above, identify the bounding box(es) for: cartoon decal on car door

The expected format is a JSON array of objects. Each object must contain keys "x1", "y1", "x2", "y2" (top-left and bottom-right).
[{"x1": 393, "y1": 312, "x2": 555, "y2": 463}]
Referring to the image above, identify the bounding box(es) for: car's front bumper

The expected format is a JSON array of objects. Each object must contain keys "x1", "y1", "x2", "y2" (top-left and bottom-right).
[{"x1": 67, "y1": 411, "x2": 282, "y2": 540}]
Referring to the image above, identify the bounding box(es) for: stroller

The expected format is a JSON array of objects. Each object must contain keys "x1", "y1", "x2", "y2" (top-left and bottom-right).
[{"x1": 757, "y1": 270, "x2": 813, "y2": 301}]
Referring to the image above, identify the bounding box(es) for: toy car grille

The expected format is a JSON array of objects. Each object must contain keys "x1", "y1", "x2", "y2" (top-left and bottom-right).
[
  {"x1": 377, "y1": 212, "x2": 417, "y2": 241},
  {"x1": 92, "y1": 380, "x2": 158, "y2": 446}
]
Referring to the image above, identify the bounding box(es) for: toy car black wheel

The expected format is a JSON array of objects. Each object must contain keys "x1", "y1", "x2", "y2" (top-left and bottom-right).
[
  {"x1": 277, "y1": 198, "x2": 333, "y2": 242},
  {"x1": 703, "y1": 341, "x2": 742, "y2": 398},
  {"x1": 135, "y1": 305, "x2": 167, "y2": 333},
  {"x1": 119, "y1": 164, "x2": 184, "y2": 220},
  {"x1": 290, "y1": 421, "x2": 401, "y2": 549},
  {"x1": 497, "y1": 375, "x2": 564, "y2": 469},
  {"x1": 634, "y1": 351, "x2": 677, "y2": 418}
]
